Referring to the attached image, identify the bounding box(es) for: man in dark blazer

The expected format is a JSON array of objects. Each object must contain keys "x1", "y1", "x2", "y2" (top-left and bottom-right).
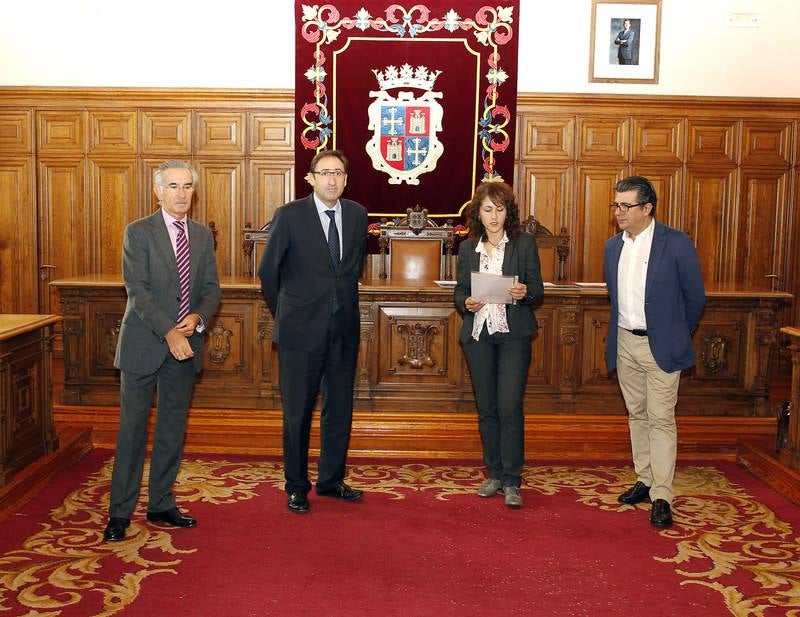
[
  {"x1": 615, "y1": 19, "x2": 635, "y2": 64},
  {"x1": 258, "y1": 149, "x2": 368, "y2": 514},
  {"x1": 103, "y1": 160, "x2": 221, "y2": 542},
  {"x1": 604, "y1": 176, "x2": 705, "y2": 528}
]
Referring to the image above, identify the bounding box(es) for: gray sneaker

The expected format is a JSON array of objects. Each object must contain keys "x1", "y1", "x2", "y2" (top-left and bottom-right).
[
  {"x1": 503, "y1": 486, "x2": 522, "y2": 508},
  {"x1": 477, "y1": 478, "x2": 502, "y2": 498}
]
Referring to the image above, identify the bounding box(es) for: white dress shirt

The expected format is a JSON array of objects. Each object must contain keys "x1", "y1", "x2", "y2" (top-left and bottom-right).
[{"x1": 617, "y1": 218, "x2": 654, "y2": 331}]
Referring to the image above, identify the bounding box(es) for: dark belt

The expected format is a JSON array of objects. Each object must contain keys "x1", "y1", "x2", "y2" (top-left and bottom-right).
[{"x1": 624, "y1": 328, "x2": 648, "y2": 337}]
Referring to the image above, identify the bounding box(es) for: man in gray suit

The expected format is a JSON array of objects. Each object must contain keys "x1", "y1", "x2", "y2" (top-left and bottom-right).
[{"x1": 104, "y1": 160, "x2": 221, "y2": 542}]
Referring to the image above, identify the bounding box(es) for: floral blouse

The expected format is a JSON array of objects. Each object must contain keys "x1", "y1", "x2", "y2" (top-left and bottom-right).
[{"x1": 471, "y1": 233, "x2": 510, "y2": 340}]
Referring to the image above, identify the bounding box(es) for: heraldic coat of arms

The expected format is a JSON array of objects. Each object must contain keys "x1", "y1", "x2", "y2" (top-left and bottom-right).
[{"x1": 366, "y1": 64, "x2": 444, "y2": 185}]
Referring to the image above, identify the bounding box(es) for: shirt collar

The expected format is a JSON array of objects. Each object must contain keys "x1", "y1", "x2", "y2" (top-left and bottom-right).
[
  {"x1": 314, "y1": 194, "x2": 340, "y2": 214},
  {"x1": 474, "y1": 232, "x2": 509, "y2": 254},
  {"x1": 623, "y1": 218, "x2": 654, "y2": 244},
  {"x1": 161, "y1": 208, "x2": 187, "y2": 227}
]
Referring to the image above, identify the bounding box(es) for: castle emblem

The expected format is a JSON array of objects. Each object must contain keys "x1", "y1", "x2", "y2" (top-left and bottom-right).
[{"x1": 365, "y1": 64, "x2": 444, "y2": 185}]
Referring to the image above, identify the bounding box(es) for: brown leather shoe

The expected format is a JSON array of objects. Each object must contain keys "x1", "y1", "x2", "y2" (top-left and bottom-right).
[{"x1": 617, "y1": 481, "x2": 651, "y2": 505}]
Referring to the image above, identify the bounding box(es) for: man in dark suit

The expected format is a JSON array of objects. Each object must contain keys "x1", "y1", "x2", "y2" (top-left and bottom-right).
[
  {"x1": 258, "y1": 149, "x2": 368, "y2": 514},
  {"x1": 615, "y1": 19, "x2": 635, "y2": 64},
  {"x1": 103, "y1": 160, "x2": 221, "y2": 542},
  {"x1": 604, "y1": 176, "x2": 705, "y2": 528}
]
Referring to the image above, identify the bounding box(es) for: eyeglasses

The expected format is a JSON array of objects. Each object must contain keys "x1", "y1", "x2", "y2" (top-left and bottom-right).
[
  {"x1": 609, "y1": 202, "x2": 645, "y2": 212},
  {"x1": 311, "y1": 169, "x2": 346, "y2": 178}
]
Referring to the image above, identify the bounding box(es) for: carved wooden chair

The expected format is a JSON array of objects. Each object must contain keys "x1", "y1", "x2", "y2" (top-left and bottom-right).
[
  {"x1": 377, "y1": 205, "x2": 455, "y2": 280},
  {"x1": 521, "y1": 216, "x2": 570, "y2": 281},
  {"x1": 242, "y1": 220, "x2": 273, "y2": 277}
]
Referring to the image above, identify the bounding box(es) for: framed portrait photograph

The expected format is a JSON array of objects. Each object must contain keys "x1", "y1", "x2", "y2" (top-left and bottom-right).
[{"x1": 589, "y1": 0, "x2": 662, "y2": 83}]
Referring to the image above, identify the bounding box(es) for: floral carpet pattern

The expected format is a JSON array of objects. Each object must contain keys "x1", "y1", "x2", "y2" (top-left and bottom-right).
[{"x1": 0, "y1": 458, "x2": 798, "y2": 616}]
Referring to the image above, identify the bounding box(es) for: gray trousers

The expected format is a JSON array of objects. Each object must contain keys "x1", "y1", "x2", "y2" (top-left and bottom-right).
[{"x1": 108, "y1": 355, "x2": 195, "y2": 518}]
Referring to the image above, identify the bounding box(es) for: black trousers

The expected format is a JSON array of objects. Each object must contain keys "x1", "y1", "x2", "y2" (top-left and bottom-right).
[
  {"x1": 462, "y1": 329, "x2": 531, "y2": 487},
  {"x1": 109, "y1": 354, "x2": 196, "y2": 518},
  {"x1": 278, "y1": 317, "x2": 358, "y2": 494}
]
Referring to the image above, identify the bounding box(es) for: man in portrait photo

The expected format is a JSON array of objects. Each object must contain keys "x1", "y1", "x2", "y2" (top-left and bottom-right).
[{"x1": 612, "y1": 18, "x2": 640, "y2": 65}]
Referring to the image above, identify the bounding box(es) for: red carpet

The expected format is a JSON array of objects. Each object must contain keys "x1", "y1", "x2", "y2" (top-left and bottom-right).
[{"x1": 1, "y1": 451, "x2": 800, "y2": 616}]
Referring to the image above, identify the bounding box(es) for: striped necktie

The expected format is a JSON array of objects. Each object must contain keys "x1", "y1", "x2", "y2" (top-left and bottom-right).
[{"x1": 173, "y1": 220, "x2": 191, "y2": 321}]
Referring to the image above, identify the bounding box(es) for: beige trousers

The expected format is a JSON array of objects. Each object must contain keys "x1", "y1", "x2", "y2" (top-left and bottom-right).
[{"x1": 616, "y1": 328, "x2": 681, "y2": 503}]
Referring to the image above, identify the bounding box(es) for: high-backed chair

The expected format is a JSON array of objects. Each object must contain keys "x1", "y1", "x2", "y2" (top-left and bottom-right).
[
  {"x1": 242, "y1": 220, "x2": 273, "y2": 277},
  {"x1": 377, "y1": 205, "x2": 455, "y2": 280},
  {"x1": 522, "y1": 216, "x2": 570, "y2": 281}
]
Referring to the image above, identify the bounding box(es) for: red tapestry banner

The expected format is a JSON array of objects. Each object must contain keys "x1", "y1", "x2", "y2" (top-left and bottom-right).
[{"x1": 295, "y1": 1, "x2": 521, "y2": 220}]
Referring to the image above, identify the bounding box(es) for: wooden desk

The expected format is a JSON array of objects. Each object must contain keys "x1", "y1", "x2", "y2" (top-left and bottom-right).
[
  {"x1": 0, "y1": 314, "x2": 60, "y2": 485},
  {"x1": 51, "y1": 277, "x2": 791, "y2": 457}
]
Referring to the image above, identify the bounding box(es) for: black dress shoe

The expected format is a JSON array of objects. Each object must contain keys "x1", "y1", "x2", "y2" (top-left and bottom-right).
[
  {"x1": 288, "y1": 491, "x2": 310, "y2": 513},
  {"x1": 103, "y1": 517, "x2": 130, "y2": 542},
  {"x1": 317, "y1": 481, "x2": 363, "y2": 502},
  {"x1": 146, "y1": 507, "x2": 197, "y2": 528},
  {"x1": 650, "y1": 499, "x2": 673, "y2": 527},
  {"x1": 617, "y1": 481, "x2": 651, "y2": 505}
]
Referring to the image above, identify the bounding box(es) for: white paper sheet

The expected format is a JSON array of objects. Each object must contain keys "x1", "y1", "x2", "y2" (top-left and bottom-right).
[{"x1": 471, "y1": 272, "x2": 517, "y2": 304}]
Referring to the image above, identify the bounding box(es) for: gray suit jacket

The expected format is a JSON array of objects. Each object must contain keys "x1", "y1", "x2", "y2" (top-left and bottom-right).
[{"x1": 114, "y1": 209, "x2": 221, "y2": 375}]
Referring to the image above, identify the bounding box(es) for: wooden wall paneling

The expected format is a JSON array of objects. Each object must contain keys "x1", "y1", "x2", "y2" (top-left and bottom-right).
[
  {"x1": 736, "y1": 169, "x2": 789, "y2": 289},
  {"x1": 37, "y1": 158, "x2": 87, "y2": 312},
  {"x1": 195, "y1": 160, "x2": 244, "y2": 276},
  {"x1": 88, "y1": 158, "x2": 138, "y2": 274},
  {"x1": 527, "y1": 305, "x2": 554, "y2": 388},
  {"x1": 516, "y1": 162, "x2": 574, "y2": 282},
  {"x1": 684, "y1": 167, "x2": 737, "y2": 285},
  {"x1": 576, "y1": 165, "x2": 626, "y2": 282},
  {"x1": 247, "y1": 159, "x2": 294, "y2": 273},
  {"x1": 0, "y1": 110, "x2": 32, "y2": 153},
  {"x1": 248, "y1": 112, "x2": 294, "y2": 155},
  {"x1": 140, "y1": 110, "x2": 192, "y2": 156},
  {"x1": 740, "y1": 120, "x2": 793, "y2": 168},
  {"x1": 36, "y1": 111, "x2": 85, "y2": 154},
  {"x1": 687, "y1": 119, "x2": 738, "y2": 166},
  {"x1": 195, "y1": 112, "x2": 246, "y2": 157},
  {"x1": 630, "y1": 165, "x2": 683, "y2": 229},
  {"x1": 0, "y1": 157, "x2": 37, "y2": 313},
  {"x1": 577, "y1": 117, "x2": 629, "y2": 162},
  {"x1": 579, "y1": 306, "x2": 617, "y2": 390},
  {"x1": 88, "y1": 111, "x2": 137, "y2": 156},
  {"x1": 631, "y1": 117, "x2": 685, "y2": 165},
  {"x1": 518, "y1": 115, "x2": 575, "y2": 160}
]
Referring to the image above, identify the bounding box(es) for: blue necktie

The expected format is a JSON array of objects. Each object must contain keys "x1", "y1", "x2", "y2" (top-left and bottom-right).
[{"x1": 325, "y1": 210, "x2": 340, "y2": 266}]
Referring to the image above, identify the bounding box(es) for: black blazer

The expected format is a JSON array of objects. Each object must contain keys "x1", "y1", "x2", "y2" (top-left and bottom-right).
[
  {"x1": 454, "y1": 232, "x2": 544, "y2": 344},
  {"x1": 258, "y1": 194, "x2": 368, "y2": 352}
]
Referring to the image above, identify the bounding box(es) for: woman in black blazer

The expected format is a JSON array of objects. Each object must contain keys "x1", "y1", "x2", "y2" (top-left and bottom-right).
[{"x1": 454, "y1": 182, "x2": 544, "y2": 508}]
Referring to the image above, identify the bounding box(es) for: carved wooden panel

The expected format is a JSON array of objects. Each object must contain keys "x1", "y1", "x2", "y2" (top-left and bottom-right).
[
  {"x1": 577, "y1": 117, "x2": 628, "y2": 162},
  {"x1": 576, "y1": 165, "x2": 626, "y2": 282},
  {"x1": 736, "y1": 169, "x2": 789, "y2": 288},
  {"x1": 689, "y1": 310, "x2": 745, "y2": 388},
  {"x1": 631, "y1": 118, "x2": 684, "y2": 165},
  {"x1": 376, "y1": 305, "x2": 460, "y2": 385},
  {"x1": 687, "y1": 120, "x2": 737, "y2": 166},
  {"x1": 195, "y1": 160, "x2": 244, "y2": 276},
  {"x1": 141, "y1": 158, "x2": 166, "y2": 215},
  {"x1": 37, "y1": 158, "x2": 87, "y2": 312},
  {"x1": 0, "y1": 111, "x2": 32, "y2": 153},
  {"x1": 630, "y1": 165, "x2": 682, "y2": 229},
  {"x1": 249, "y1": 112, "x2": 294, "y2": 154},
  {"x1": 519, "y1": 115, "x2": 574, "y2": 160},
  {"x1": 248, "y1": 159, "x2": 294, "y2": 228},
  {"x1": 196, "y1": 112, "x2": 246, "y2": 156},
  {"x1": 580, "y1": 308, "x2": 615, "y2": 388},
  {"x1": 87, "y1": 301, "x2": 124, "y2": 378},
  {"x1": 0, "y1": 158, "x2": 37, "y2": 312},
  {"x1": 89, "y1": 111, "x2": 137, "y2": 155},
  {"x1": 516, "y1": 162, "x2": 573, "y2": 281},
  {"x1": 37, "y1": 111, "x2": 85, "y2": 153},
  {"x1": 527, "y1": 306, "x2": 554, "y2": 387},
  {"x1": 88, "y1": 159, "x2": 138, "y2": 274},
  {"x1": 141, "y1": 110, "x2": 192, "y2": 155},
  {"x1": 740, "y1": 121, "x2": 793, "y2": 168},
  {"x1": 195, "y1": 300, "x2": 256, "y2": 388},
  {"x1": 685, "y1": 168, "x2": 737, "y2": 284}
]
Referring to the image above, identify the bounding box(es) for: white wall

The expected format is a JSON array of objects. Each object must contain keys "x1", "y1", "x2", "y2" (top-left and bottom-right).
[{"x1": 1, "y1": 0, "x2": 798, "y2": 97}]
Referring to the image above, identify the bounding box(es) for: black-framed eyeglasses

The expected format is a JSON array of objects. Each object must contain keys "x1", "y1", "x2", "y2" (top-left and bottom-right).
[
  {"x1": 311, "y1": 169, "x2": 346, "y2": 178},
  {"x1": 609, "y1": 202, "x2": 645, "y2": 212}
]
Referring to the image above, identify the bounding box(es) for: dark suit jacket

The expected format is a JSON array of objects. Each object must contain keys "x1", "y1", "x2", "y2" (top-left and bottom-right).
[
  {"x1": 114, "y1": 209, "x2": 221, "y2": 375},
  {"x1": 603, "y1": 220, "x2": 706, "y2": 374},
  {"x1": 258, "y1": 194, "x2": 368, "y2": 351},
  {"x1": 454, "y1": 233, "x2": 545, "y2": 344}
]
